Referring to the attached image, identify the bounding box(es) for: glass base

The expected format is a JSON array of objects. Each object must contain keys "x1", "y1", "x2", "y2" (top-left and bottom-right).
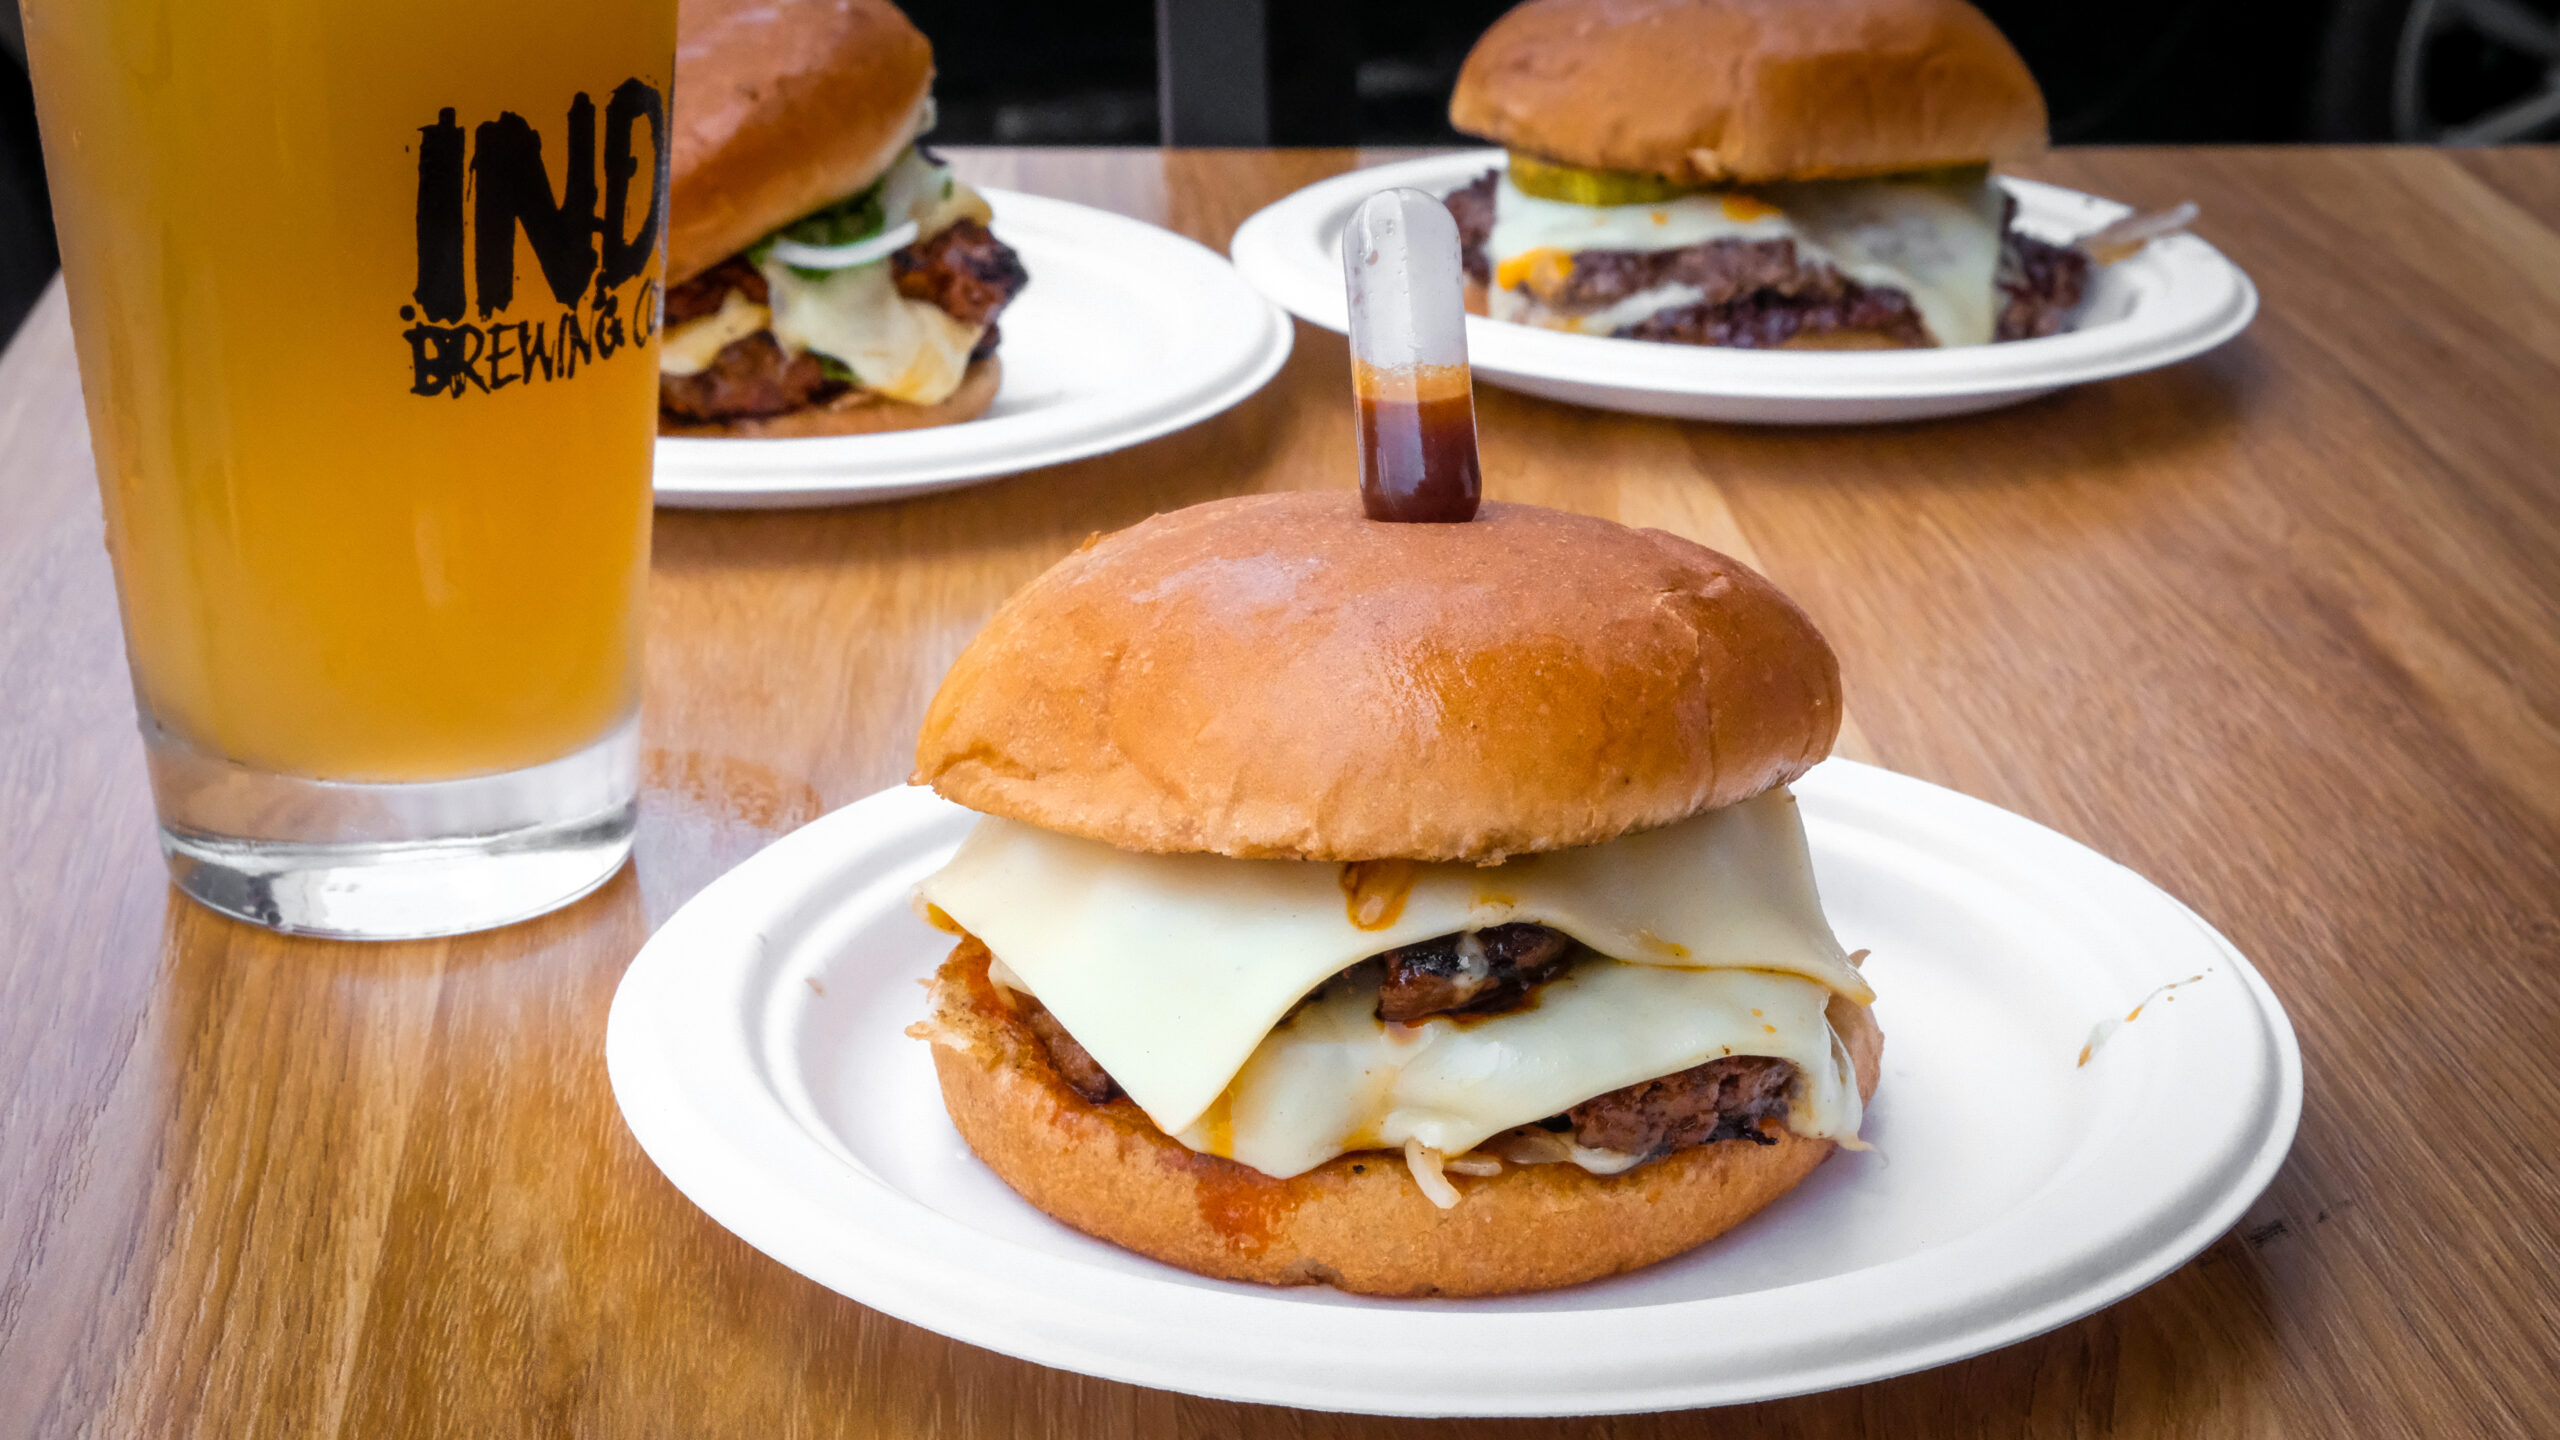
[{"x1": 148, "y1": 718, "x2": 638, "y2": 940}]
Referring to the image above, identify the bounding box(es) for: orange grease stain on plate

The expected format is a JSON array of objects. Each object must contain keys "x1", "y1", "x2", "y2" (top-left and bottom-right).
[{"x1": 2077, "y1": 973, "x2": 2210, "y2": 1067}]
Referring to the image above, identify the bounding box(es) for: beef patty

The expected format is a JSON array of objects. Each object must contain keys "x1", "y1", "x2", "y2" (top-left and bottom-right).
[
  {"x1": 1445, "y1": 169, "x2": 2089, "y2": 347},
  {"x1": 1021, "y1": 994, "x2": 1120, "y2": 1104},
  {"x1": 891, "y1": 219, "x2": 1027, "y2": 328},
  {"x1": 658, "y1": 332, "x2": 844, "y2": 424},
  {"x1": 1562, "y1": 1055, "x2": 1796, "y2": 1155},
  {"x1": 658, "y1": 219, "x2": 1026, "y2": 424},
  {"x1": 1375, "y1": 923, "x2": 1575, "y2": 1022},
  {"x1": 1008, "y1": 924, "x2": 1810, "y2": 1168},
  {"x1": 1995, "y1": 220, "x2": 2088, "y2": 340},
  {"x1": 1446, "y1": 170, "x2": 1497, "y2": 284}
]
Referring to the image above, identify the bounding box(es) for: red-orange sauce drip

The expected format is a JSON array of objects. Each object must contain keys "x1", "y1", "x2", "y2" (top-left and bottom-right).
[
  {"x1": 1339, "y1": 857, "x2": 1421, "y2": 930},
  {"x1": 1187, "y1": 1153, "x2": 1301, "y2": 1254},
  {"x1": 1354, "y1": 361, "x2": 1480, "y2": 523}
]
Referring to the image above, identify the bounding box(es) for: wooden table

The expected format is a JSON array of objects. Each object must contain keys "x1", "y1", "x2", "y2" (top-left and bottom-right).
[{"x1": 4, "y1": 146, "x2": 2557, "y2": 1437}]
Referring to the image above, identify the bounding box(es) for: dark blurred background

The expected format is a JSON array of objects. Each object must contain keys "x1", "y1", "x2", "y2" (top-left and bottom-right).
[{"x1": 5, "y1": 0, "x2": 2558, "y2": 341}]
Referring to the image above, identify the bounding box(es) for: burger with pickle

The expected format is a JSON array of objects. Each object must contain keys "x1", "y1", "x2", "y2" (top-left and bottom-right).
[{"x1": 1444, "y1": 0, "x2": 2088, "y2": 349}]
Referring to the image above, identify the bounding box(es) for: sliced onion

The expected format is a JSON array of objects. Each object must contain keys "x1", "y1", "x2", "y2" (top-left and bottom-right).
[
  {"x1": 768, "y1": 219, "x2": 920, "y2": 271},
  {"x1": 2075, "y1": 202, "x2": 2198, "y2": 265},
  {"x1": 1403, "y1": 1139, "x2": 1462, "y2": 1209}
]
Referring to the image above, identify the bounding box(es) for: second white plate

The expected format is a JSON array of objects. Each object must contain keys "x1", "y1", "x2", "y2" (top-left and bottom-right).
[
  {"x1": 606, "y1": 759, "x2": 2300, "y2": 1416},
  {"x1": 654, "y1": 189, "x2": 1293, "y2": 508},
  {"x1": 1230, "y1": 152, "x2": 2257, "y2": 424}
]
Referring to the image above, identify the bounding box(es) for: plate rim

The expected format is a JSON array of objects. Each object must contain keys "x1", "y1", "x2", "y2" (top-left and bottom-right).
[
  {"x1": 607, "y1": 760, "x2": 2303, "y2": 1416},
  {"x1": 652, "y1": 188, "x2": 1295, "y2": 508},
  {"x1": 1227, "y1": 151, "x2": 2258, "y2": 411}
]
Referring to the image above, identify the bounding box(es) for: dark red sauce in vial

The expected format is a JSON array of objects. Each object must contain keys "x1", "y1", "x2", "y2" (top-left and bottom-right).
[{"x1": 1354, "y1": 361, "x2": 1480, "y2": 524}]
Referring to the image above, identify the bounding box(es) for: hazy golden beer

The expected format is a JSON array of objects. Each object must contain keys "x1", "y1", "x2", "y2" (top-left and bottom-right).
[{"x1": 25, "y1": 0, "x2": 676, "y2": 933}]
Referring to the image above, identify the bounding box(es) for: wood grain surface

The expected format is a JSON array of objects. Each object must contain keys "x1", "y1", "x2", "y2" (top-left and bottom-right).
[{"x1": 4, "y1": 146, "x2": 2558, "y2": 1437}]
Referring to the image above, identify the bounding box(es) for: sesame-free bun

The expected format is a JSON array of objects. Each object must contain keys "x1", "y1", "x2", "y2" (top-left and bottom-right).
[
  {"x1": 912, "y1": 492, "x2": 1841, "y2": 863},
  {"x1": 667, "y1": 0, "x2": 935, "y2": 284},
  {"x1": 919, "y1": 940, "x2": 1883, "y2": 1296},
  {"x1": 1449, "y1": 0, "x2": 2048, "y2": 184},
  {"x1": 657, "y1": 358, "x2": 999, "y2": 438}
]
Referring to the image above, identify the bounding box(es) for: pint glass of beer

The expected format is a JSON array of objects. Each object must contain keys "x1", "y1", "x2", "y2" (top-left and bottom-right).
[{"x1": 23, "y1": 0, "x2": 676, "y2": 937}]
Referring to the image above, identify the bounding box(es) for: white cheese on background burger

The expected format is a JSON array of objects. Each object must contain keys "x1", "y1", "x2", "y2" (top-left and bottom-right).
[
  {"x1": 658, "y1": 146, "x2": 996, "y2": 404},
  {"x1": 1482, "y1": 171, "x2": 2009, "y2": 347}
]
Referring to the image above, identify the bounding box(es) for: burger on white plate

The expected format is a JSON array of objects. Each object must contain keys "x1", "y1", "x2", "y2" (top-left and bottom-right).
[
  {"x1": 1443, "y1": 0, "x2": 2089, "y2": 349},
  {"x1": 906, "y1": 492, "x2": 1881, "y2": 1297},
  {"x1": 657, "y1": 0, "x2": 1026, "y2": 437}
]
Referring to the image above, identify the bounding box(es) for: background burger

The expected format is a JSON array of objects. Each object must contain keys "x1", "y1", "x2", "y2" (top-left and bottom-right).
[
  {"x1": 658, "y1": 0, "x2": 1027, "y2": 437},
  {"x1": 906, "y1": 492, "x2": 1881, "y2": 1297},
  {"x1": 1444, "y1": 0, "x2": 2088, "y2": 349}
]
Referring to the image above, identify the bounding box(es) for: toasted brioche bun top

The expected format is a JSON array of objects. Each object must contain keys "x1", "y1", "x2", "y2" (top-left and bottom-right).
[
  {"x1": 912, "y1": 492, "x2": 1841, "y2": 862},
  {"x1": 668, "y1": 0, "x2": 934, "y2": 283},
  {"x1": 1449, "y1": 0, "x2": 2048, "y2": 184}
]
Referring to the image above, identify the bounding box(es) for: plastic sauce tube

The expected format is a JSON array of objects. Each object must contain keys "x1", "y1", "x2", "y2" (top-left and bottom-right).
[{"x1": 1341, "y1": 188, "x2": 1481, "y2": 523}]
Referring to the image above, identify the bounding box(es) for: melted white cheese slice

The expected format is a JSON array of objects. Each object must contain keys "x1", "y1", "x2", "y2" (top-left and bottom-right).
[
  {"x1": 1176, "y1": 959, "x2": 1857, "y2": 1179},
  {"x1": 1488, "y1": 176, "x2": 1797, "y2": 266},
  {"x1": 658, "y1": 288, "x2": 772, "y2": 377},
  {"x1": 761, "y1": 259, "x2": 982, "y2": 405},
  {"x1": 1484, "y1": 172, "x2": 2008, "y2": 347},
  {"x1": 914, "y1": 786, "x2": 1866, "y2": 1139}
]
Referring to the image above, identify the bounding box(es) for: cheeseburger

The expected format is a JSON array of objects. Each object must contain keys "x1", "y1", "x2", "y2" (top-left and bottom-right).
[
  {"x1": 908, "y1": 492, "x2": 1881, "y2": 1297},
  {"x1": 657, "y1": 0, "x2": 1026, "y2": 437},
  {"x1": 1444, "y1": 0, "x2": 2088, "y2": 348}
]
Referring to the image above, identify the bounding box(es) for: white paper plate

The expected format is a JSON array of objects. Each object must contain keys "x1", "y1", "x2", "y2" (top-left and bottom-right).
[
  {"x1": 653, "y1": 189, "x2": 1293, "y2": 508},
  {"x1": 1229, "y1": 152, "x2": 2257, "y2": 424},
  {"x1": 607, "y1": 759, "x2": 2299, "y2": 1415}
]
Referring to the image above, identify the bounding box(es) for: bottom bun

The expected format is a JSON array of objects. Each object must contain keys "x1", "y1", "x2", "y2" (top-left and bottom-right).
[
  {"x1": 918, "y1": 938, "x2": 1883, "y2": 1297},
  {"x1": 659, "y1": 356, "x2": 1000, "y2": 439}
]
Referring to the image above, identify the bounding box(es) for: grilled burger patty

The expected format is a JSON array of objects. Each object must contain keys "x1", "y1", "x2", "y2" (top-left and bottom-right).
[
  {"x1": 658, "y1": 219, "x2": 1027, "y2": 423},
  {"x1": 1445, "y1": 170, "x2": 2088, "y2": 347},
  {"x1": 1010, "y1": 923, "x2": 1807, "y2": 1165}
]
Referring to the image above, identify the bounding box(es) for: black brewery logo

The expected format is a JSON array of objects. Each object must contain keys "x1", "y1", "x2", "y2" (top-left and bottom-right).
[{"x1": 403, "y1": 79, "x2": 668, "y2": 399}]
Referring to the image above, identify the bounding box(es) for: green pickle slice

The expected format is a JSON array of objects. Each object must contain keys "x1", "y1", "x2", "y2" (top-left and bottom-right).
[
  {"x1": 1504, "y1": 153, "x2": 1994, "y2": 207},
  {"x1": 1506, "y1": 153, "x2": 1701, "y2": 207}
]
